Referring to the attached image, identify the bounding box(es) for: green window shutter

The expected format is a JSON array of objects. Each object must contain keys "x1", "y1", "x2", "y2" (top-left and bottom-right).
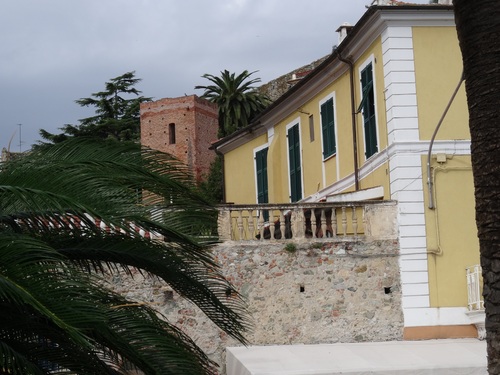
[
  {"x1": 288, "y1": 124, "x2": 302, "y2": 202},
  {"x1": 255, "y1": 147, "x2": 269, "y2": 221},
  {"x1": 360, "y1": 63, "x2": 378, "y2": 159},
  {"x1": 321, "y1": 98, "x2": 336, "y2": 158},
  {"x1": 256, "y1": 148, "x2": 268, "y2": 204}
]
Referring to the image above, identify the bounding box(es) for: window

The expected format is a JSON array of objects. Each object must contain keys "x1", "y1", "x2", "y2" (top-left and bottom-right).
[
  {"x1": 168, "y1": 123, "x2": 176, "y2": 144},
  {"x1": 359, "y1": 63, "x2": 378, "y2": 159},
  {"x1": 288, "y1": 123, "x2": 302, "y2": 202},
  {"x1": 309, "y1": 115, "x2": 315, "y2": 142},
  {"x1": 255, "y1": 148, "x2": 269, "y2": 205},
  {"x1": 320, "y1": 97, "x2": 336, "y2": 158},
  {"x1": 255, "y1": 147, "x2": 269, "y2": 221}
]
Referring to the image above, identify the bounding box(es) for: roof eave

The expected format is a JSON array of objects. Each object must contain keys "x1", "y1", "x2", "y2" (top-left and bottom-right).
[{"x1": 212, "y1": 4, "x2": 455, "y2": 153}]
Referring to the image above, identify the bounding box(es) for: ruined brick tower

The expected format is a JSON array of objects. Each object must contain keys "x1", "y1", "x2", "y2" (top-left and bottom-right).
[{"x1": 140, "y1": 95, "x2": 218, "y2": 182}]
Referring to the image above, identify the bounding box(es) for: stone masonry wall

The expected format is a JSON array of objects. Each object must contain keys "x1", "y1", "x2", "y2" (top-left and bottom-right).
[{"x1": 110, "y1": 238, "x2": 402, "y2": 374}]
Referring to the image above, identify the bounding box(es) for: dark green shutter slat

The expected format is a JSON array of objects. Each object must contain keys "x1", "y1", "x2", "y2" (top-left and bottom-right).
[
  {"x1": 321, "y1": 104, "x2": 328, "y2": 157},
  {"x1": 256, "y1": 147, "x2": 269, "y2": 221},
  {"x1": 288, "y1": 124, "x2": 302, "y2": 202},
  {"x1": 361, "y1": 64, "x2": 378, "y2": 159},
  {"x1": 321, "y1": 98, "x2": 336, "y2": 158},
  {"x1": 256, "y1": 148, "x2": 268, "y2": 204}
]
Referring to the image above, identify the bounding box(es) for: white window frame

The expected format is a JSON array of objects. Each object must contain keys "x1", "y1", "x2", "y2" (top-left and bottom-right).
[
  {"x1": 286, "y1": 118, "x2": 304, "y2": 202},
  {"x1": 253, "y1": 143, "x2": 269, "y2": 204},
  {"x1": 319, "y1": 92, "x2": 340, "y2": 186},
  {"x1": 358, "y1": 54, "x2": 380, "y2": 161}
]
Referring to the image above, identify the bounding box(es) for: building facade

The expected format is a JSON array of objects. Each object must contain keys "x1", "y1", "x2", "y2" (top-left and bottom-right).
[{"x1": 212, "y1": 5, "x2": 481, "y2": 340}]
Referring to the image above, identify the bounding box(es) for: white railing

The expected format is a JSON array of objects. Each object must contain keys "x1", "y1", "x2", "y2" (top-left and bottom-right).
[
  {"x1": 466, "y1": 264, "x2": 484, "y2": 311},
  {"x1": 217, "y1": 201, "x2": 397, "y2": 242},
  {"x1": 18, "y1": 214, "x2": 161, "y2": 240}
]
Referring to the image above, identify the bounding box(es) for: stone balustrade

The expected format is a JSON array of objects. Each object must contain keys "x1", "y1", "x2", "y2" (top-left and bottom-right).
[{"x1": 217, "y1": 200, "x2": 397, "y2": 242}]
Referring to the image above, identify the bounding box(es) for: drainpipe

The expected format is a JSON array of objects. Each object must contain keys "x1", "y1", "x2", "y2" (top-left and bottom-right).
[
  {"x1": 426, "y1": 70, "x2": 464, "y2": 209},
  {"x1": 338, "y1": 52, "x2": 360, "y2": 191}
]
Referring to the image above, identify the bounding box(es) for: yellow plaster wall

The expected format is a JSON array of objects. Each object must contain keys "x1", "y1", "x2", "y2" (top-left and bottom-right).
[
  {"x1": 422, "y1": 155, "x2": 479, "y2": 307},
  {"x1": 413, "y1": 27, "x2": 470, "y2": 141},
  {"x1": 224, "y1": 36, "x2": 391, "y2": 204},
  {"x1": 359, "y1": 161, "x2": 391, "y2": 198},
  {"x1": 266, "y1": 36, "x2": 388, "y2": 203},
  {"x1": 290, "y1": 71, "x2": 353, "y2": 198},
  {"x1": 297, "y1": 108, "x2": 325, "y2": 199},
  {"x1": 224, "y1": 134, "x2": 268, "y2": 204},
  {"x1": 354, "y1": 37, "x2": 388, "y2": 164},
  {"x1": 267, "y1": 125, "x2": 290, "y2": 203},
  {"x1": 267, "y1": 69, "x2": 354, "y2": 202},
  {"x1": 320, "y1": 72, "x2": 353, "y2": 187}
]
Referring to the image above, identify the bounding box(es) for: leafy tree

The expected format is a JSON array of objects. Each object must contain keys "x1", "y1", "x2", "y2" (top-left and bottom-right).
[
  {"x1": 199, "y1": 154, "x2": 224, "y2": 204},
  {"x1": 0, "y1": 138, "x2": 248, "y2": 374},
  {"x1": 39, "y1": 72, "x2": 151, "y2": 145},
  {"x1": 453, "y1": 0, "x2": 500, "y2": 373},
  {"x1": 195, "y1": 70, "x2": 270, "y2": 138}
]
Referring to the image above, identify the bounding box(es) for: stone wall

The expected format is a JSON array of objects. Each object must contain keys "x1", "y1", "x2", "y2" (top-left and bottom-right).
[
  {"x1": 110, "y1": 238, "x2": 402, "y2": 374},
  {"x1": 257, "y1": 55, "x2": 329, "y2": 102}
]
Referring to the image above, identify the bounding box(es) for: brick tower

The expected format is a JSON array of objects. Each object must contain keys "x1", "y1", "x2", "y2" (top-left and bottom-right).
[{"x1": 140, "y1": 95, "x2": 218, "y2": 182}]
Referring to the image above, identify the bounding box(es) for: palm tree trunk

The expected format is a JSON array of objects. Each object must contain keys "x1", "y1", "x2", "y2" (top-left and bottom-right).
[{"x1": 453, "y1": 1, "x2": 500, "y2": 373}]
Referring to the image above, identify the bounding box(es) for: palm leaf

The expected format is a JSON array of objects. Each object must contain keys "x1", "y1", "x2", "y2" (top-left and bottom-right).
[{"x1": 0, "y1": 138, "x2": 248, "y2": 374}]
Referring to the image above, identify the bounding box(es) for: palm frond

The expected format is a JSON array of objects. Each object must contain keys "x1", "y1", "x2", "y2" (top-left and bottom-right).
[{"x1": 0, "y1": 138, "x2": 249, "y2": 374}]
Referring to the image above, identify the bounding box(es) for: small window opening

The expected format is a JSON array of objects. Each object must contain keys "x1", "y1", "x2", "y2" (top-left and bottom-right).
[
  {"x1": 300, "y1": 285, "x2": 305, "y2": 293},
  {"x1": 164, "y1": 290, "x2": 173, "y2": 300},
  {"x1": 169, "y1": 123, "x2": 176, "y2": 144},
  {"x1": 384, "y1": 286, "x2": 392, "y2": 294},
  {"x1": 309, "y1": 115, "x2": 315, "y2": 142}
]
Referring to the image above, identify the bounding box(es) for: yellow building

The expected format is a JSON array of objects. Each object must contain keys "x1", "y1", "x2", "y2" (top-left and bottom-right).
[{"x1": 213, "y1": 4, "x2": 482, "y2": 340}]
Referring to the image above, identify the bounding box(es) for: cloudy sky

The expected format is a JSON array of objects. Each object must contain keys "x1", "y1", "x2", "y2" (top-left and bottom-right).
[{"x1": 1, "y1": 0, "x2": 430, "y2": 151}]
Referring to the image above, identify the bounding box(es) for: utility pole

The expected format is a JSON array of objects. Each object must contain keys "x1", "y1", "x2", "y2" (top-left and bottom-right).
[{"x1": 17, "y1": 123, "x2": 22, "y2": 152}]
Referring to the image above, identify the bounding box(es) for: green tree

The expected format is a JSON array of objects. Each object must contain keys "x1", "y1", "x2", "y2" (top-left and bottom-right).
[
  {"x1": 199, "y1": 154, "x2": 224, "y2": 204},
  {"x1": 453, "y1": 0, "x2": 500, "y2": 373},
  {"x1": 39, "y1": 72, "x2": 151, "y2": 145},
  {"x1": 0, "y1": 138, "x2": 248, "y2": 374},
  {"x1": 195, "y1": 70, "x2": 270, "y2": 138}
]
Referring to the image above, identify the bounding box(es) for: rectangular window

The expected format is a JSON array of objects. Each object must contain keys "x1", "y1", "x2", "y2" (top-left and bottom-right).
[
  {"x1": 309, "y1": 115, "x2": 315, "y2": 142},
  {"x1": 288, "y1": 123, "x2": 302, "y2": 202},
  {"x1": 255, "y1": 147, "x2": 269, "y2": 221},
  {"x1": 168, "y1": 123, "x2": 176, "y2": 144},
  {"x1": 359, "y1": 63, "x2": 378, "y2": 159},
  {"x1": 320, "y1": 97, "x2": 336, "y2": 158}
]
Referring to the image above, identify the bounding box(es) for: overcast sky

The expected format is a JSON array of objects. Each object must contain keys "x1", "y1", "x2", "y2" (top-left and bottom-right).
[{"x1": 1, "y1": 0, "x2": 430, "y2": 151}]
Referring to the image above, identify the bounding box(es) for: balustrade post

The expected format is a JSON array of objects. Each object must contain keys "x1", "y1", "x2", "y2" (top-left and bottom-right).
[
  {"x1": 247, "y1": 210, "x2": 255, "y2": 239},
  {"x1": 341, "y1": 206, "x2": 347, "y2": 236},
  {"x1": 331, "y1": 208, "x2": 337, "y2": 237},
  {"x1": 280, "y1": 210, "x2": 286, "y2": 240},
  {"x1": 352, "y1": 206, "x2": 358, "y2": 236},
  {"x1": 292, "y1": 207, "x2": 304, "y2": 239},
  {"x1": 311, "y1": 208, "x2": 318, "y2": 238},
  {"x1": 258, "y1": 210, "x2": 265, "y2": 241},
  {"x1": 236, "y1": 210, "x2": 244, "y2": 240},
  {"x1": 320, "y1": 208, "x2": 327, "y2": 238},
  {"x1": 269, "y1": 210, "x2": 275, "y2": 240}
]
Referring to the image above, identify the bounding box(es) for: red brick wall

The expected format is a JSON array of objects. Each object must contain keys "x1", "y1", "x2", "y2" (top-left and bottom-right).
[{"x1": 140, "y1": 95, "x2": 218, "y2": 182}]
